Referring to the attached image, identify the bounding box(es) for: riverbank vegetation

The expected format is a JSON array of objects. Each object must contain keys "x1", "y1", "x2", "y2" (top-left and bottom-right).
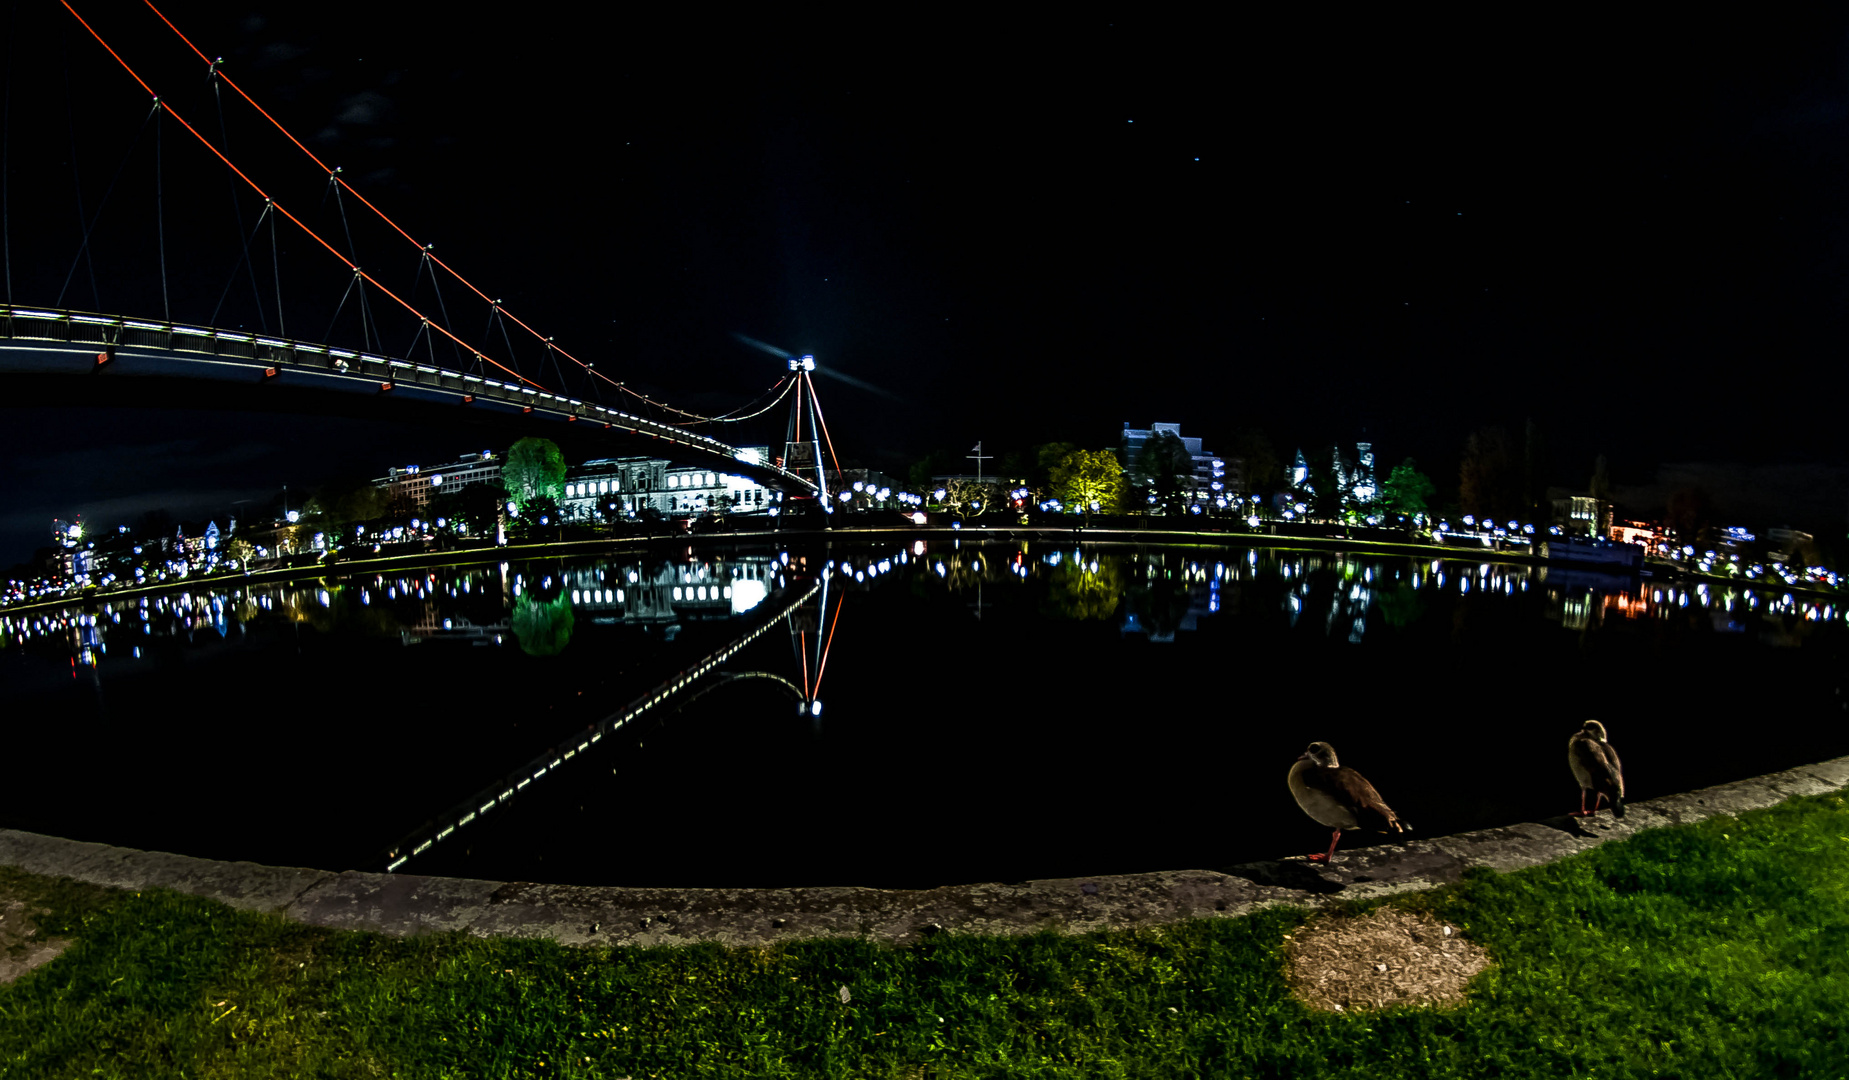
[{"x1": 3, "y1": 792, "x2": 1848, "y2": 1078}]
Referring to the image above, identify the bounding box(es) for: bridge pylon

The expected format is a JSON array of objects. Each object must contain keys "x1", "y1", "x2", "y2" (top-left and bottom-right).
[{"x1": 782, "y1": 354, "x2": 835, "y2": 506}]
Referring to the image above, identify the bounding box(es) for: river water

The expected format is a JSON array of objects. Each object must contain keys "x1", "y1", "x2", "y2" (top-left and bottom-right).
[{"x1": 2, "y1": 538, "x2": 1842, "y2": 889}]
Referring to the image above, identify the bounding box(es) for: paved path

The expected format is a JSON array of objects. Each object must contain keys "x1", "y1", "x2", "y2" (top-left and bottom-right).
[{"x1": 4, "y1": 755, "x2": 1846, "y2": 949}]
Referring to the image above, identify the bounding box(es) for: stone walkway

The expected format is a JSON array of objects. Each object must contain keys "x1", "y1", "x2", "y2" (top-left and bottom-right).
[{"x1": 3, "y1": 755, "x2": 1846, "y2": 951}]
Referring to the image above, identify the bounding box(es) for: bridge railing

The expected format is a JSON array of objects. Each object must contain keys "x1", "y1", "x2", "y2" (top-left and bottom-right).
[{"x1": 1, "y1": 305, "x2": 817, "y2": 493}]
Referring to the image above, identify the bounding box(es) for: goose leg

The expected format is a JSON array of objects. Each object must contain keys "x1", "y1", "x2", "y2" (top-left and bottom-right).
[
  {"x1": 1307, "y1": 830, "x2": 1342, "y2": 863},
  {"x1": 1573, "y1": 789, "x2": 1591, "y2": 817}
]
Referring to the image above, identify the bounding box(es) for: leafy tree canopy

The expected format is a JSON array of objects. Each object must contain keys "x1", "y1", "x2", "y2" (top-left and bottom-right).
[
  {"x1": 1043, "y1": 557, "x2": 1125, "y2": 620},
  {"x1": 429, "y1": 481, "x2": 507, "y2": 536},
  {"x1": 1227, "y1": 429, "x2": 1281, "y2": 493},
  {"x1": 1049, "y1": 449, "x2": 1125, "y2": 513},
  {"x1": 511, "y1": 594, "x2": 575, "y2": 656},
  {"x1": 1380, "y1": 458, "x2": 1437, "y2": 520},
  {"x1": 1032, "y1": 442, "x2": 1078, "y2": 490},
  {"x1": 907, "y1": 449, "x2": 962, "y2": 491},
  {"x1": 503, "y1": 437, "x2": 567, "y2": 511},
  {"x1": 302, "y1": 476, "x2": 388, "y2": 527}
]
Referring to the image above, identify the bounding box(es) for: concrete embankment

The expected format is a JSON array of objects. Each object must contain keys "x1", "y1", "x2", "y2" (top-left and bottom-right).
[{"x1": 4, "y1": 755, "x2": 1846, "y2": 949}]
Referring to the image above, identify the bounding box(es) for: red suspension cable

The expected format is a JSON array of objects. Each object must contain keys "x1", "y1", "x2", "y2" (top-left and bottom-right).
[
  {"x1": 62, "y1": 0, "x2": 543, "y2": 389},
  {"x1": 139, "y1": 0, "x2": 811, "y2": 429},
  {"x1": 143, "y1": 0, "x2": 630, "y2": 400},
  {"x1": 806, "y1": 372, "x2": 846, "y2": 478},
  {"x1": 810, "y1": 592, "x2": 844, "y2": 701}
]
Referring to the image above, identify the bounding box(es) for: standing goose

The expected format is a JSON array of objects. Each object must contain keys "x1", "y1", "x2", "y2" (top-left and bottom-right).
[
  {"x1": 1288, "y1": 741, "x2": 1406, "y2": 863},
  {"x1": 1568, "y1": 720, "x2": 1625, "y2": 818}
]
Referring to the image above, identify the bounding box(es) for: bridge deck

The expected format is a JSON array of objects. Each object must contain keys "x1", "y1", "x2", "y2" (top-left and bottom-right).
[{"x1": 0, "y1": 306, "x2": 817, "y2": 493}]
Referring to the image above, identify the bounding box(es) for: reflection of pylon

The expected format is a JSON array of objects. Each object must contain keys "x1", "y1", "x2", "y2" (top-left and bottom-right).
[{"x1": 789, "y1": 568, "x2": 843, "y2": 717}]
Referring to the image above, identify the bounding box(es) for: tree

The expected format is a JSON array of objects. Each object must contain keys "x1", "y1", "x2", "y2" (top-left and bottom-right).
[
  {"x1": 1459, "y1": 426, "x2": 1518, "y2": 522},
  {"x1": 503, "y1": 437, "x2": 566, "y2": 512},
  {"x1": 1306, "y1": 447, "x2": 1343, "y2": 519},
  {"x1": 1665, "y1": 487, "x2": 1713, "y2": 545},
  {"x1": 1227, "y1": 428, "x2": 1281, "y2": 494},
  {"x1": 907, "y1": 449, "x2": 961, "y2": 491},
  {"x1": 1379, "y1": 458, "x2": 1436, "y2": 522},
  {"x1": 301, "y1": 476, "x2": 388, "y2": 534},
  {"x1": 224, "y1": 538, "x2": 256, "y2": 567},
  {"x1": 940, "y1": 479, "x2": 1000, "y2": 518},
  {"x1": 509, "y1": 494, "x2": 562, "y2": 539},
  {"x1": 511, "y1": 594, "x2": 575, "y2": 656},
  {"x1": 430, "y1": 480, "x2": 508, "y2": 537},
  {"x1": 1033, "y1": 441, "x2": 1078, "y2": 490},
  {"x1": 1134, "y1": 431, "x2": 1194, "y2": 514},
  {"x1": 1048, "y1": 448, "x2": 1125, "y2": 513},
  {"x1": 1522, "y1": 417, "x2": 1545, "y2": 517},
  {"x1": 1043, "y1": 556, "x2": 1125, "y2": 620}
]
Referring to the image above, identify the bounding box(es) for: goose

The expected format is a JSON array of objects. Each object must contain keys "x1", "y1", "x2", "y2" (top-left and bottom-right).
[
  {"x1": 1568, "y1": 720, "x2": 1625, "y2": 818},
  {"x1": 1288, "y1": 741, "x2": 1406, "y2": 863}
]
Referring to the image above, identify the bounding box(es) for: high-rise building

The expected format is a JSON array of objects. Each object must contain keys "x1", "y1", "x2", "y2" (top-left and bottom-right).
[{"x1": 1122, "y1": 422, "x2": 1240, "y2": 500}]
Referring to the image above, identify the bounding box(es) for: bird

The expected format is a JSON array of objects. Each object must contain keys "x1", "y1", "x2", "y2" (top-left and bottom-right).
[
  {"x1": 1568, "y1": 720, "x2": 1625, "y2": 818},
  {"x1": 1288, "y1": 741, "x2": 1407, "y2": 863}
]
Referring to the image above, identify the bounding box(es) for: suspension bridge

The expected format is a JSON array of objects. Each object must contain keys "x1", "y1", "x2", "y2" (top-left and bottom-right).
[{"x1": 0, "y1": 2, "x2": 843, "y2": 496}]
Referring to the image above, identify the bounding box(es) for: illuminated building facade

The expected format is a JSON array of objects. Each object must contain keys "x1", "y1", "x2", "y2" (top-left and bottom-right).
[
  {"x1": 377, "y1": 452, "x2": 504, "y2": 512},
  {"x1": 50, "y1": 518, "x2": 86, "y2": 581},
  {"x1": 561, "y1": 447, "x2": 772, "y2": 519},
  {"x1": 562, "y1": 456, "x2": 664, "y2": 519},
  {"x1": 1353, "y1": 443, "x2": 1376, "y2": 503},
  {"x1": 1549, "y1": 493, "x2": 1614, "y2": 538},
  {"x1": 1610, "y1": 519, "x2": 1672, "y2": 556},
  {"x1": 1122, "y1": 422, "x2": 1240, "y2": 503}
]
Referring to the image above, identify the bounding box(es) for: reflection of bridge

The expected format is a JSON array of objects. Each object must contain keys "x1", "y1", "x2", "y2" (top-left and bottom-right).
[
  {"x1": 382, "y1": 567, "x2": 841, "y2": 872},
  {"x1": 6, "y1": 6, "x2": 830, "y2": 494}
]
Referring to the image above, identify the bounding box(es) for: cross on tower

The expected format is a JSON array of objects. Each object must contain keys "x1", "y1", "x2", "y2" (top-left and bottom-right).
[{"x1": 968, "y1": 442, "x2": 991, "y2": 486}]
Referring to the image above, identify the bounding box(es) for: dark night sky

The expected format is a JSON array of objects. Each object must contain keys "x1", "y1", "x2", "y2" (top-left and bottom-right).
[{"x1": 5, "y1": 5, "x2": 1849, "y2": 565}]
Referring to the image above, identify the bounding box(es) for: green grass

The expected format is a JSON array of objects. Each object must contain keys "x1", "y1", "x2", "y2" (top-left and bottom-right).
[{"x1": 5, "y1": 793, "x2": 1849, "y2": 1078}]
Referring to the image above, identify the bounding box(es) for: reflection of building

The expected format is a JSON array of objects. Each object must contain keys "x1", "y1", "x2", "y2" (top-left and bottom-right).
[
  {"x1": 1544, "y1": 588, "x2": 1606, "y2": 631},
  {"x1": 556, "y1": 558, "x2": 779, "y2": 632},
  {"x1": 377, "y1": 452, "x2": 503, "y2": 512},
  {"x1": 399, "y1": 603, "x2": 507, "y2": 645}
]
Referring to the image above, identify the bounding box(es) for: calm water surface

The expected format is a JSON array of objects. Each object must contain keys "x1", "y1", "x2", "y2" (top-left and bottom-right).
[{"x1": 3, "y1": 539, "x2": 1842, "y2": 888}]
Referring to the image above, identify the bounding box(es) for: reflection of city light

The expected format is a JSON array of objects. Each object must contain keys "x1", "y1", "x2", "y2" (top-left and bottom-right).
[{"x1": 730, "y1": 578, "x2": 767, "y2": 614}]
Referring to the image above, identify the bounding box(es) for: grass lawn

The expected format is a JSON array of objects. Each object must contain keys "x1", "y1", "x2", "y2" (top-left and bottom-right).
[{"x1": 3, "y1": 792, "x2": 1848, "y2": 1079}]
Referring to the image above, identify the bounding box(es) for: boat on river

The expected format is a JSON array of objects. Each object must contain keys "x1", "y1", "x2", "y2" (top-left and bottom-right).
[{"x1": 1538, "y1": 536, "x2": 1645, "y2": 571}]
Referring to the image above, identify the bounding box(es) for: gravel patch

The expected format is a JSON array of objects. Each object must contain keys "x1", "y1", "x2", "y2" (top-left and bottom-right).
[{"x1": 1284, "y1": 906, "x2": 1491, "y2": 1012}]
